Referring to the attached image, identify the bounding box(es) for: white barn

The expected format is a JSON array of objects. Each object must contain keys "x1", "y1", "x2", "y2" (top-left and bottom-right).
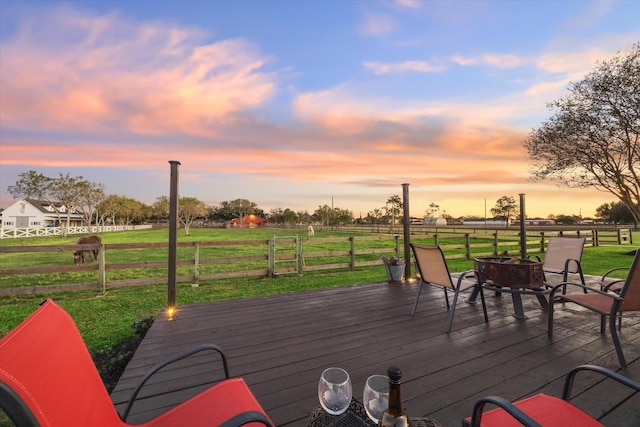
[{"x1": 1, "y1": 199, "x2": 84, "y2": 229}]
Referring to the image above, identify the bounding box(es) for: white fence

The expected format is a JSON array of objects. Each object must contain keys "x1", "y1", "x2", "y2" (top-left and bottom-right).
[{"x1": 0, "y1": 225, "x2": 152, "y2": 239}]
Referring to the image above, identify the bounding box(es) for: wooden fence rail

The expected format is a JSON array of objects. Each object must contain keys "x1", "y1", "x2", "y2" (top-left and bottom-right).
[{"x1": 0, "y1": 229, "x2": 632, "y2": 296}]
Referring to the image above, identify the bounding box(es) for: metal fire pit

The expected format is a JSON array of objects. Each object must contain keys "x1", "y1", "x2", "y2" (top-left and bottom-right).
[{"x1": 474, "y1": 257, "x2": 544, "y2": 289}]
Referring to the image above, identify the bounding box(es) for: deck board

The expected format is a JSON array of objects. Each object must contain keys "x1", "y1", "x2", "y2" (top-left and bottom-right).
[{"x1": 111, "y1": 276, "x2": 640, "y2": 426}]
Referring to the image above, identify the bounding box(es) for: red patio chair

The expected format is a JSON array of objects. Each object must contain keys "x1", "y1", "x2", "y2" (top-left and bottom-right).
[
  {"x1": 463, "y1": 364, "x2": 640, "y2": 427},
  {"x1": 0, "y1": 299, "x2": 274, "y2": 427}
]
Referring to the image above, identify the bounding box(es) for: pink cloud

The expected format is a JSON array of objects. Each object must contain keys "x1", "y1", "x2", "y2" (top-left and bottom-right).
[{"x1": 0, "y1": 8, "x2": 276, "y2": 136}]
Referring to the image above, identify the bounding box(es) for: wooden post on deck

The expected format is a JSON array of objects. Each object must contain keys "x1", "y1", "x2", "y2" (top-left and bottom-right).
[
  {"x1": 519, "y1": 193, "x2": 527, "y2": 259},
  {"x1": 168, "y1": 160, "x2": 181, "y2": 309},
  {"x1": 402, "y1": 183, "x2": 411, "y2": 280}
]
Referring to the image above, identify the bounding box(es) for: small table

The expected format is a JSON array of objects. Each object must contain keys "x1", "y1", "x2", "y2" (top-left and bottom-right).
[
  {"x1": 469, "y1": 257, "x2": 550, "y2": 319},
  {"x1": 308, "y1": 399, "x2": 441, "y2": 427}
]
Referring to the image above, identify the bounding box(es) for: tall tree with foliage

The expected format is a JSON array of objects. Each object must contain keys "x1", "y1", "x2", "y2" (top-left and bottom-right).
[
  {"x1": 368, "y1": 208, "x2": 385, "y2": 233},
  {"x1": 97, "y1": 195, "x2": 148, "y2": 226},
  {"x1": 424, "y1": 202, "x2": 444, "y2": 232},
  {"x1": 595, "y1": 201, "x2": 636, "y2": 225},
  {"x1": 491, "y1": 196, "x2": 518, "y2": 226},
  {"x1": 151, "y1": 196, "x2": 170, "y2": 222},
  {"x1": 314, "y1": 205, "x2": 333, "y2": 226},
  {"x1": 215, "y1": 199, "x2": 258, "y2": 226},
  {"x1": 8, "y1": 170, "x2": 102, "y2": 236},
  {"x1": 269, "y1": 207, "x2": 299, "y2": 225},
  {"x1": 385, "y1": 195, "x2": 403, "y2": 234},
  {"x1": 178, "y1": 197, "x2": 208, "y2": 235},
  {"x1": 524, "y1": 43, "x2": 640, "y2": 225},
  {"x1": 75, "y1": 181, "x2": 105, "y2": 229}
]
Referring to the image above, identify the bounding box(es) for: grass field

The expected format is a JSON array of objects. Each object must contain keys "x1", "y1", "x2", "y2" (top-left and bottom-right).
[{"x1": 1, "y1": 227, "x2": 638, "y2": 354}]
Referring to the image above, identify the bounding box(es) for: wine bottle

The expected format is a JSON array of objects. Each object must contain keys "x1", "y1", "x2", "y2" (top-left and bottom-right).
[{"x1": 378, "y1": 366, "x2": 411, "y2": 427}]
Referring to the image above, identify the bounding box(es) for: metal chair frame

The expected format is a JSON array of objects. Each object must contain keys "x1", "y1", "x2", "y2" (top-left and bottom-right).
[{"x1": 410, "y1": 243, "x2": 488, "y2": 332}]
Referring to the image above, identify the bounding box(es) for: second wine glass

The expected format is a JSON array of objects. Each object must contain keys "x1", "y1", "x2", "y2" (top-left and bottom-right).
[
  {"x1": 318, "y1": 367, "x2": 352, "y2": 415},
  {"x1": 363, "y1": 374, "x2": 389, "y2": 423}
]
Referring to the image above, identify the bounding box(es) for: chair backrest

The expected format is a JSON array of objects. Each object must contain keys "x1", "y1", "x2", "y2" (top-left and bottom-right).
[
  {"x1": 619, "y1": 250, "x2": 640, "y2": 312},
  {"x1": 543, "y1": 237, "x2": 586, "y2": 274},
  {"x1": 410, "y1": 244, "x2": 454, "y2": 290},
  {"x1": 0, "y1": 300, "x2": 125, "y2": 427}
]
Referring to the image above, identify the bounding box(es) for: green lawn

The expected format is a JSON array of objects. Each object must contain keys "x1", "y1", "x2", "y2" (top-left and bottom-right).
[{"x1": 1, "y1": 227, "x2": 637, "y2": 353}]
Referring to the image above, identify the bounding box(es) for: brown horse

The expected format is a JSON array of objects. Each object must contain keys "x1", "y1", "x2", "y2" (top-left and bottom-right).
[{"x1": 74, "y1": 235, "x2": 102, "y2": 265}]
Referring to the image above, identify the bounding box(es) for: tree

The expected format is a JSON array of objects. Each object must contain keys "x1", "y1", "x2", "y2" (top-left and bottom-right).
[
  {"x1": 269, "y1": 207, "x2": 298, "y2": 225},
  {"x1": 75, "y1": 181, "x2": 105, "y2": 229},
  {"x1": 8, "y1": 170, "x2": 101, "y2": 237},
  {"x1": 178, "y1": 197, "x2": 208, "y2": 235},
  {"x1": 314, "y1": 205, "x2": 333, "y2": 226},
  {"x1": 215, "y1": 199, "x2": 258, "y2": 226},
  {"x1": 424, "y1": 202, "x2": 440, "y2": 233},
  {"x1": 595, "y1": 201, "x2": 636, "y2": 224},
  {"x1": 523, "y1": 43, "x2": 640, "y2": 225},
  {"x1": 332, "y1": 208, "x2": 353, "y2": 225},
  {"x1": 490, "y1": 196, "x2": 518, "y2": 226},
  {"x1": 297, "y1": 210, "x2": 312, "y2": 224},
  {"x1": 368, "y1": 208, "x2": 384, "y2": 233},
  {"x1": 97, "y1": 195, "x2": 147, "y2": 226},
  {"x1": 7, "y1": 170, "x2": 49, "y2": 201},
  {"x1": 150, "y1": 196, "x2": 170, "y2": 222},
  {"x1": 278, "y1": 208, "x2": 299, "y2": 225},
  {"x1": 385, "y1": 195, "x2": 403, "y2": 234},
  {"x1": 554, "y1": 214, "x2": 580, "y2": 225}
]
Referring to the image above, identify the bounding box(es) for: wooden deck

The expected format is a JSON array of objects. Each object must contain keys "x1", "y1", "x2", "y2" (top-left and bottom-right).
[{"x1": 111, "y1": 275, "x2": 640, "y2": 426}]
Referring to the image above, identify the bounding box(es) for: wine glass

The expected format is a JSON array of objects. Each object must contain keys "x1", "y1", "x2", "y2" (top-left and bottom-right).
[
  {"x1": 318, "y1": 367, "x2": 352, "y2": 415},
  {"x1": 363, "y1": 374, "x2": 389, "y2": 423}
]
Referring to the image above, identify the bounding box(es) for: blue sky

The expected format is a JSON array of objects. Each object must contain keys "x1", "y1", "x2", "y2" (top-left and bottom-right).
[{"x1": 1, "y1": 0, "x2": 639, "y2": 218}]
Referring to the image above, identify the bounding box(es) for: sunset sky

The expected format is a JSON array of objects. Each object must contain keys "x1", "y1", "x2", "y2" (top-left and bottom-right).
[{"x1": 1, "y1": 1, "x2": 639, "y2": 219}]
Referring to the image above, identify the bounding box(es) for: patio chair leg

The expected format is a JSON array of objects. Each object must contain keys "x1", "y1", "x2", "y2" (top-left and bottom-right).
[
  {"x1": 618, "y1": 313, "x2": 622, "y2": 331},
  {"x1": 547, "y1": 298, "x2": 555, "y2": 338},
  {"x1": 578, "y1": 266, "x2": 588, "y2": 294},
  {"x1": 444, "y1": 288, "x2": 450, "y2": 309},
  {"x1": 609, "y1": 310, "x2": 627, "y2": 368},
  {"x1": 411, "y1": 282, "x2": 423, "y2": 317},
  {"x1": 446, "y1": 290, "x2": 461, "y2": 333},
  {"x1": 600, "y1": 315, "x2": 606, "y2": 334},
  {"x1": 478, "y1": 286, "x2": 488, "y2": 323}
]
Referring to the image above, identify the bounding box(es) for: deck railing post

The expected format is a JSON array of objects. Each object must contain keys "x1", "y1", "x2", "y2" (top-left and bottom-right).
[
  {"x1": 402, "y1": 183, "x2": 411, "y2": 280},
  {"x1": 167, "y1": 160, "x2": 181, "y2": 311},
  {"x1": 519, "y1": 193, "x2": 527, "y2": 259}
]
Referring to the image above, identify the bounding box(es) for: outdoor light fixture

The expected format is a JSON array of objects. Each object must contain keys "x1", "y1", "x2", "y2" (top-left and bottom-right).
[{"x1": 165, "y1": 305, "x2": 177, "y2": 321}]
